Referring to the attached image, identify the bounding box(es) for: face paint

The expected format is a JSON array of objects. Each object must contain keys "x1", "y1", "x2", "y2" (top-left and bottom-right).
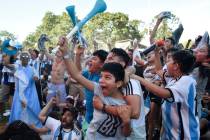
[
  {"x1": 20, "y1": 53, "x2": 30, "y2": 66},
  {"x1": 21, "y1": 55, "x2": 30, "y2": 59}
]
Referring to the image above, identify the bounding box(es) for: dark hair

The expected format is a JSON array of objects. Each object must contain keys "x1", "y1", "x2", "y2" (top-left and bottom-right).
[
  {"x1": 101, "y1": 62, "x2": 125, "y2": 82},
  {"x1": 128, "y1": 49, "x2": 134, "y2": 53},
  {"x1": 9, "y1": 55, "x2": 16, "y2": 64},
  {"x1": 172, "y1": 50, "x2": 196, "y2": 74},
  {"x1": 32, "y1": 49, "x2": 39, "y2": 57},
  {"x1": 0, "y1": 120, "x2": 41, "y2": 140},
  {"x1": 166, "y1": 37, "x2": 176, "y2": 46},
  {"x1": 110, "y1": 48, "x2": 130, "y2": 67},
  {"x1": 166, "y1": 47, "x2": 179, "y2": 55},
  {"x1": 177, "y1": 43, "x2": 184, "y2": 49},
  {"x1": 93, "y1": 49, "x2": 108, "y2": 63},
  {"x1": 58, "y1": 107, "x2": 78, "y2": 140},
  {"x1": 62, "y1": 107, "x2": 78, "y2": 120}
]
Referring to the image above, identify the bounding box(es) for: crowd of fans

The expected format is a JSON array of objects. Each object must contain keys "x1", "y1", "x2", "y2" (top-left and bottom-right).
[{"x1": 0, "y1": 12, "x2": 210, "y2": 140}]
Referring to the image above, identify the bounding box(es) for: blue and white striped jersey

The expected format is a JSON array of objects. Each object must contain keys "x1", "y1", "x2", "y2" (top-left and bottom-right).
[{"x1": 162, "y1": 75, "x2": 199, "y2": 140}]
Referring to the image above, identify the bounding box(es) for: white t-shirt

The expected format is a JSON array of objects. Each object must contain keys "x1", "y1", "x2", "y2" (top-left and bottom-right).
[
  {"x1": 44, "y1": 117, "x2": 82, "y2": 140},
  {"x1": 86, "y1": 83, "x2": 126, "y2": 140},
  {"x1": 162, "y1": 76, "x2": 200, "y2": 139},
  {"x1": 122, "y1": 79, "x2": 145, "y2": 127}
]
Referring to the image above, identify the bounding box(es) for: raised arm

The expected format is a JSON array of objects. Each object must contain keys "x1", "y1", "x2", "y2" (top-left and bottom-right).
[
  {"x1": 154, "y1": 47, "x2": 162, "y2": 71},
  {"x1": 150, "y1": 18, "x2": 163, "y2": 44},
  {"x1": 39, "y1": 97, "x2": 56, "y2": 123},
  {"x1": 58, "y1": 36, "x2": 94, "y2": 91},
  {"x1": 74, "y1": 46, "x2": 85, "y2": 71},
  {"x1": 131, "y1": 74, "x2": 171, "y2": 98}
]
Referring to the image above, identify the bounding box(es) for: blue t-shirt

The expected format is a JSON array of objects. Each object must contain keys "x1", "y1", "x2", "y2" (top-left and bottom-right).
[{"x1": 82, "y1": 70, "x2": 100, "y2": 123}]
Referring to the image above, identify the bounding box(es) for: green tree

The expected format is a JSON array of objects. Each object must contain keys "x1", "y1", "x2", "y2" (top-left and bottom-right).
[
  {"x1": 23, "y1": 11, "x2": 73, "y2": 49},
  {"x1": 23, "y1": 11, "x2": 144, "y2": 51},
  {"x1": 83, "y1": 12, "x2": 143, "y2": 50}
]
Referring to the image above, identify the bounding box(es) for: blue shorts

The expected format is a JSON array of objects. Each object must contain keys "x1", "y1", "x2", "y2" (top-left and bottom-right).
[{"x1": 46, "y1": 82, "x2": 67, "y2": 103}]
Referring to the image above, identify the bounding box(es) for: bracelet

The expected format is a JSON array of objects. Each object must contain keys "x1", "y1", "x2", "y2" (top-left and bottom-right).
[{"x1": 102, "y1": 104, "x2": 106, "y2": 113}]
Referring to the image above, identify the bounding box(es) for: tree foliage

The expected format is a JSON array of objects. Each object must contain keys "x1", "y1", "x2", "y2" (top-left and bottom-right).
[
  {"x1": 23, "y1": 11, "x2": 72, "y2": 49},
  {"x1": 23, "y1": 11, "x2": 144, "y2": 51},
  {"x1": 0, "y1": 30, "x2": 16, "y2": 40},
  {"x1": 83, "y1": 12, "x2": 143, "y2": 50},
  {"x1": 22, "y1": 10, "x2": 180, "y2": 51}
]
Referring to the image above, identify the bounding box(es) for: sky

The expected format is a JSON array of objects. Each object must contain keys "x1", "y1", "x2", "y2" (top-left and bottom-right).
[{"x1": 0, "y1": 0, "x2": 209, "y2": 44}]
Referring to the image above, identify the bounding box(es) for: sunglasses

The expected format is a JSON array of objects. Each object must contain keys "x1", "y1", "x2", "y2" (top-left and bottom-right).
[{"x1": 21, "y1": 55, "x2": 30, "y2": 59}]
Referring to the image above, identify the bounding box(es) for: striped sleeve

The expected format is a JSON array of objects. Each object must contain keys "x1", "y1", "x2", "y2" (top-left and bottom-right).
[{"x1": 122, "y1": 79, "x2": 141, "y2": 96}]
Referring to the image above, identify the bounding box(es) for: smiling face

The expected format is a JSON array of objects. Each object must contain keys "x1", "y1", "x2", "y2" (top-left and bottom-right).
[
  {"x1": 88, "y1": 56, "x2": 103, "y2": 73},
  {"x1": 99, "y1": 71, "x2": 122, "y2": 97}
]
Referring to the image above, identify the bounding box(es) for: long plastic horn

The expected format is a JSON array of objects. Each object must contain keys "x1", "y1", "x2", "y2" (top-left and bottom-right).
[
  {"x1": 66, "y1": 5, "x2": 77, "y2": 26},
  {"x1": 66, "y1": 0, "x2": 107, "y2": 40},
  {"x1": 66, "y1": 5, "x2": 88, "y2": 48},
  {"x1": 66, "y1": 5, "x2": 80, "y2": 40}
]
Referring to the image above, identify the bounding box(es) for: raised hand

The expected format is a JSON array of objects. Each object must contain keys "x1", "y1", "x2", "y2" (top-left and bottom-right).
[
  {"x1": 124, "y1": 66, "x2": 136, "y2": 84},
  {"x1": 49, "y1": 96, "x2": 58, "y2": 106},
  {"x1": 75, "y1": 45, "x2": 85, "y2": 56},
  {"x1": 58, "y1": 36, "x2": 70, "y2": 56}
]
